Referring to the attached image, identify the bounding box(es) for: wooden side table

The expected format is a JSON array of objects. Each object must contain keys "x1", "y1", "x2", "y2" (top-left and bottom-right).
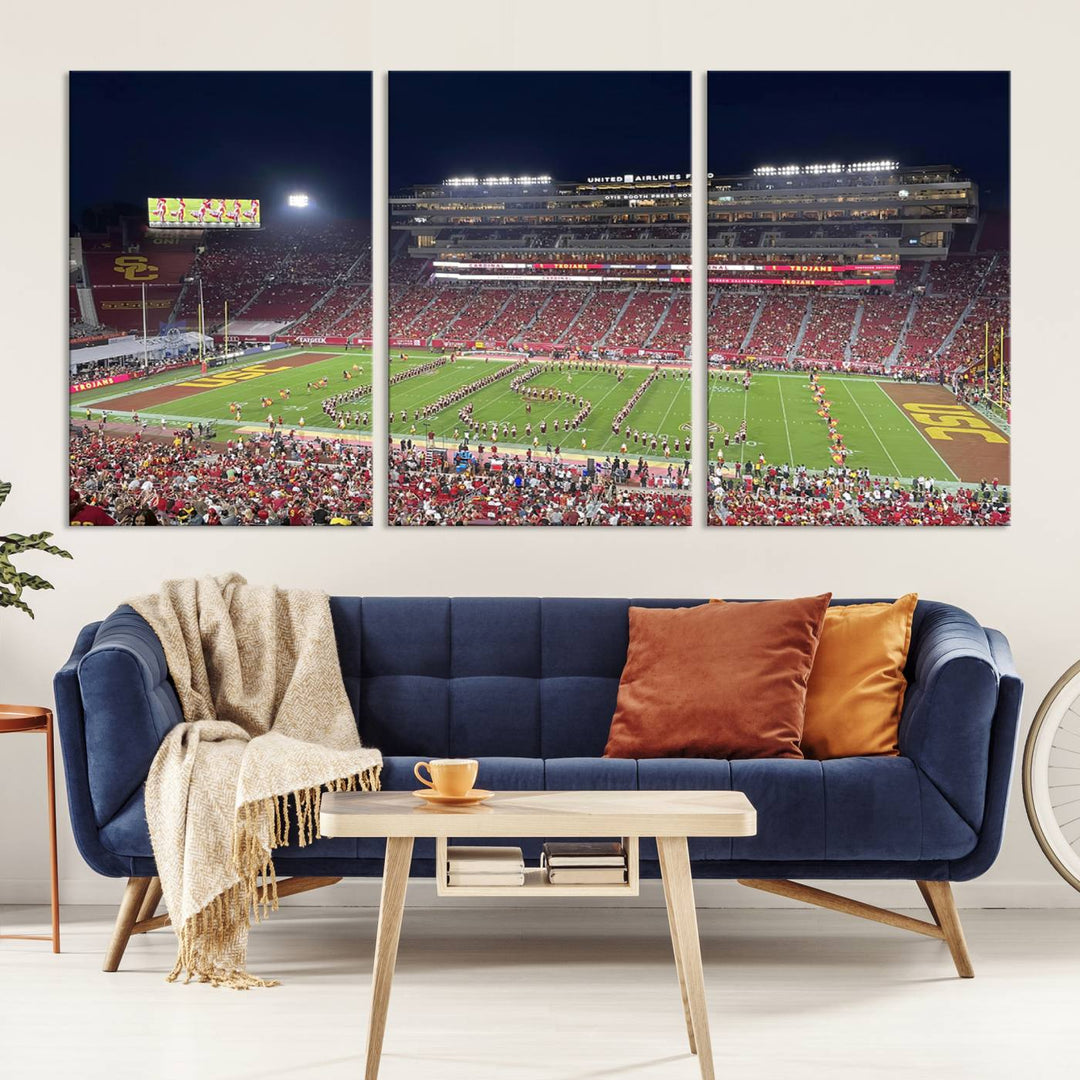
[{"x1": 0, "y1": 705, "x2": 60, "y2": 953}]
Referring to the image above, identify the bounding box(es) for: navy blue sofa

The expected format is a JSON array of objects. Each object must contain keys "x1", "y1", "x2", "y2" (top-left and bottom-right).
[{"x1": 54, "y1": 597, "x2": 1022, "y2": 974}]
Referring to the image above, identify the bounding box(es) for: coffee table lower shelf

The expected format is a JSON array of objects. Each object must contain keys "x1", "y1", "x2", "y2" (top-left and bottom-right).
[{"x1": 435, "y1": 835, "x2": 640, "y2": 897}]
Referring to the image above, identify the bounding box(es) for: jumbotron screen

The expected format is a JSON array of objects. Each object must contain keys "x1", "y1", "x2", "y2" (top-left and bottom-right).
[{"x1": 147, "y1": 197, "x2": 261, "y2": 229}]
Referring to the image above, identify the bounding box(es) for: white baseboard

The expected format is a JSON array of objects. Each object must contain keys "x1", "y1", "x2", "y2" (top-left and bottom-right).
[{"x1": 3, "y1": 876, "x2": 1079, "y2": 909}]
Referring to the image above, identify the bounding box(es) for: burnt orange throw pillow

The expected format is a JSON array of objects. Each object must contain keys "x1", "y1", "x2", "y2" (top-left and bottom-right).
[
  {"x1": 800, "y1": 594, "x2": 918, "y2": 758},
  {"x1": 603, "y1": 595, "x2": 832, "y2": 760}
]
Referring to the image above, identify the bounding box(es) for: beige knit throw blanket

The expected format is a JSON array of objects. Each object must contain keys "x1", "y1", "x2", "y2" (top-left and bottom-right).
[{"x1": 129, "y1": 573, "x2": 382, "y2": 988}]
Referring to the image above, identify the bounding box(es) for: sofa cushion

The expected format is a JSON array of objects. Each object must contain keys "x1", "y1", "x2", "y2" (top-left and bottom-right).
[
  {"x1": 97, "y1": 754, "x2": 975, "y2": 867},
  {"x1": 545, "y1": 757, "x2": 637, "y2": 789},
  {"x1": 350, "y1": 597, "x2": 706, "y2": 761},
  {"x1": 604, "y1": 596, "x2": 831, "y2": 760},
  {"x1": 638, "y1": 758, "x2": 733, "y2": 861},
  {"x1": 727, "y1": 757, "x2": 975, "y2": 861}
]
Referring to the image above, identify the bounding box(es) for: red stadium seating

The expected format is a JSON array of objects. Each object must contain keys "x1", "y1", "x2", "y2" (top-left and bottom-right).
[
  {"x1": 388, "y1": 284, "x2": 438, "y2": 337},
  {"x1": 982, "y1": 254, "x2": 1009, "y2": 298},
  {"x1": 939, "y1": 297, "x2": 1011, "y2": 372},
  {"x1": 796, "y1": 296, "x2": 859, "y2": 365},
  {"x1": 444, "y1": 289, "x2": 511, "y2": 340},
  {"x1": 850, "y1": 295, "x2": 911, "y2": 366},
  {"x1": 897, "y1": 296, "x2": 968, "y2": 365},
  {"x1": 707, "y1": 294, "x2": 760, "y2": 353},
  {"x1": 564, "y1": 290, "x2": 631, "y2": 349},
  {"x1": 926, "y1": 254, "x2": 993, "y2": 297},
  {"x1": 649, "y1": 292, "x2": 691, "y2": 354},
  {"x1": 483, "y1": 291, "x2": 548, "y2": 342},
  {"x1": 337, "y1": 292, "x2": 372, "y2": 340},
  {"x1": 241, "y1": 284, "x2": 325, "y2": 324},
  {"x1": 604, "y1": 291, "x2": 671, "y2": 349},
  {"x1": 287, "y1": 285, "x2": 371, "y2": 338},
  {"x1": 523, "y1": 290, "x2": 591, "y2": 344},
  {"x1": 746, "y1": 296, "x2": 808, "y2": 358},
  {"x1": 172, "y1": 222, "x2": 370, "y2": 330},
  {"x1": 406, "y1": 288, "x2": 474, "y2": 339}
]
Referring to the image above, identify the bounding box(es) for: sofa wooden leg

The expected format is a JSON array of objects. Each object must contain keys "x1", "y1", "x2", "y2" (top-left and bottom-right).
[
  {"x1": 917, "y1": 881, "x2": 974, "y2": 978},
  {"x1": 136, "y1": 877, "x2": 163, "y2": 924},
  {"x1": 737, "y1": 878, "x2": 944, "y2": 937},
  {"x1": 126, "y1": 875, "x2": 343, "y2": 939},
  {"x1": 737, "y1": 878, "x2": 975, "y2": 979},
  {"x1": 103, "y1": 877, "x2": 151, "y2": 972}
]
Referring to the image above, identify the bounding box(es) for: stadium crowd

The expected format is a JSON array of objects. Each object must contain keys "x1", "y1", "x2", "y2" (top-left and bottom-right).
[
  {"x1": 68, "y1": 424, "x2": 372, "y2": 525},
  {"x1": 389, "y1": 440, "x2": 690, "y2": 526},
  {"x1": 708, "y1": 462, "x2": 1009, "y2": 526}
]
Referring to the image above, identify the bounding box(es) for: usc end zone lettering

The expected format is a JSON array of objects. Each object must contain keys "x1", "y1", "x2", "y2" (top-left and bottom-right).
[
  {"x1": 901, "y1": 402, "x2": 1006, "y2": 444},
  {"x1": 178, "y1": 362, "x2": 290, "y2": 389}
]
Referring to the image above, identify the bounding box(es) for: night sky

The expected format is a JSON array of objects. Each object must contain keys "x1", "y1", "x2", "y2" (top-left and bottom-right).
[
  {"x1": 389, "y1": 72, "x2": 690, "y2": 191},
  {"x1": 68, "y1": 70, "x2": 1007, "y2": 225},
  {"x1": 708, "y1": 71, "x2": 1009, "y2": 209},
  {"x1": 69, "y1": 72, "x2": 372, "y2": 227}
]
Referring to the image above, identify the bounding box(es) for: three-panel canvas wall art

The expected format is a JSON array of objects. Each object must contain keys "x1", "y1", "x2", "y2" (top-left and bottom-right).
[{"x1": 68, "y1": 70, "x2": 1009, "y2": 528}]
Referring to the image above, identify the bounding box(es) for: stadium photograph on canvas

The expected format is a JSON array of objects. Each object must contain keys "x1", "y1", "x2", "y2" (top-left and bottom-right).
[
  {"x1": 706, "y1": 72, "x2": 1010, "y2": 526},
  {"x1": 68, "y1": 72, "x2": 373, "y2": 526},
  {"x1": 387, "y1": 71, "x2": 692, "y2": 526}
]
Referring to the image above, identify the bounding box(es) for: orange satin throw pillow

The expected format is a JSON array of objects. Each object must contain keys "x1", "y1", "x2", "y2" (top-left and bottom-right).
[
  {"x1": 711, "y1": 594, "x2": 918, "y2": 758},
  {"x1": 603, "y1": 594, "x2": 832, "y2": 760}
]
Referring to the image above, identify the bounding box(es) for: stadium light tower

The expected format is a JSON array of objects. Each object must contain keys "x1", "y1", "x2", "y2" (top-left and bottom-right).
[{"x1": 288, "y1": 193, "x2": 309, "y2": 208}]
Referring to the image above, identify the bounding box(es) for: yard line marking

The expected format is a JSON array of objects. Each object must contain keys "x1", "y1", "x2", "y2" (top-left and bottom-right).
[
  {"x1": 709, "y1": 378, "x2": 749, "y2": 463},
  {"x1": 650, "y1": 376, "x2": 689, "y2": 441},
  {"x1": 838, "y1": 378, "x2": 903, "y2": 477},
  {"x1": 871, "y1": 381, "x2": 959, "y2": 482},
  {"x1": 740, "y1": 381, "x2": 750, "y2": 464},
  {"x1": 777, "y1": 375, "x2": 795, "y2": 465}
]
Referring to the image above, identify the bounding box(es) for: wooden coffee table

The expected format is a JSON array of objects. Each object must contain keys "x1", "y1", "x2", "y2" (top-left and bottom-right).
[{"x1": 319, "y1": 789, "x2": 757, "y2": 1080}]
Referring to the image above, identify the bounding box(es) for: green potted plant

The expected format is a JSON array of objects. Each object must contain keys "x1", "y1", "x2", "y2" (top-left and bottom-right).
[{"x1": 0, "y1": 481, "x2": 73, "y2": 617}]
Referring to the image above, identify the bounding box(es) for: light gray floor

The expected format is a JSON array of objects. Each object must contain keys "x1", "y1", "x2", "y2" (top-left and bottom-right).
[{"x1": 1, "y1": 903, "x2": 1077, "y2": 1079}]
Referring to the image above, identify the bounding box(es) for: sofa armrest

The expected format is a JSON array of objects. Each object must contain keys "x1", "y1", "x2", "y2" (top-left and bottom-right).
[
  {"x1": 899, "y1": 602, "x2": 1001, "y2": 833},
  {"x1": 946, "y1": 628, "x2": 1024, "y2": 880},
  {"x1": 75, "y1": 606, "x2": 183, "y2": 828},
  {"x1": 54, "y1": 619, "x2": 133, "y2": 876}
]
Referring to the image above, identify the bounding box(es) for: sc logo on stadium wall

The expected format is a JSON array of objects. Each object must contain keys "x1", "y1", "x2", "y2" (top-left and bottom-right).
[{"x1": 112, "y1": 255, "x2": 159, "y2": 282}]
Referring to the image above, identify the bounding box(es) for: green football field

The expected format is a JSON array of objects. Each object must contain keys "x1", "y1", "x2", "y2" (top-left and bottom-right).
[
  {"x1": 709, "y1": 370, "x2": 955, "y2": 480},
  {"x1": 70, "y1": 347, "x2": 372, "y2": 433},
  {"x1": 69, "y1": 349, "x2": 968, "y2": 482},
  {"x1": 390, "y1": 352, "x2": 691, "y2": 459}
]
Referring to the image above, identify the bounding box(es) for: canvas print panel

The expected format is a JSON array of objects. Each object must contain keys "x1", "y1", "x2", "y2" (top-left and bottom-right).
[
  {"x1": 388, "y1": 71, "x2": 692, "y2": 526},
  {"x1": 706, "y1": 72, "x2": 1010, "y2": 526},
  {"x1": 68, "y1": 72, "x2": 373, "y2": 526}
]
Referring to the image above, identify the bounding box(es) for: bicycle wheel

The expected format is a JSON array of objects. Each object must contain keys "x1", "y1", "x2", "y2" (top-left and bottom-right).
[{"x1": 1023, "y1": 659, "x2": 1080, "y2": 892}]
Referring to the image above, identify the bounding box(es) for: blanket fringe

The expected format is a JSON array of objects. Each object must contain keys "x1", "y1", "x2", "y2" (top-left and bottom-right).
[
  {"x1": 172, "y1": 764, "x2": 381, "y2": 988},
  {"x1": 168, "y1": 881, "x2": 278, "y2": 989}
]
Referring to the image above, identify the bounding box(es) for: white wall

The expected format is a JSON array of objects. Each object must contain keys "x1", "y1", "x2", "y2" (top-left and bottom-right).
[{"x1": 2, "y1": 1, "x2": 1079, "y2": 910}]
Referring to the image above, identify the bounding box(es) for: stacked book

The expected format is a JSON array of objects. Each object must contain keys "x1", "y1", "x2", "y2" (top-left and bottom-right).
[
  {"x1": 541, "y1": 841, "x2": 628, "y2": 885},
  {"x1": 446, "y1": 845, "x2": 525, "y2": 887}
]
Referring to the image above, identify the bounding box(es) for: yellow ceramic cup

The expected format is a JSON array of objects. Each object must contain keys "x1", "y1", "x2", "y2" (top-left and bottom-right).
[{"x1": 414, "y1": 758, "x2": 479, "y2": 797}]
